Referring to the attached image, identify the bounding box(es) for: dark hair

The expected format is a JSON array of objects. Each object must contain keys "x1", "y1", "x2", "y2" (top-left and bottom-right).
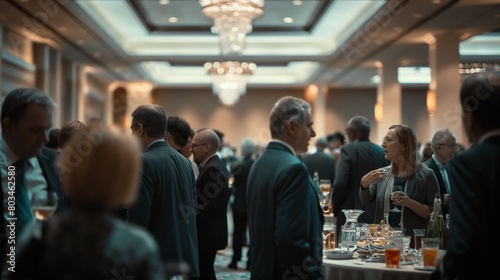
[
  {"x1": 167, "y1": 116, "x2": 191, "y2": 147},
  {"x1": 59, "y1": 120, "x2": 87, "y2": 148},
  {"x1": 1, "y1": 88, "x2": 55, "y2": 132},
  {"x1": 348, "y1": 115, "x2": 371, "y2": 139},
  {"x1": 131, "y1": 104, "x2": 167, "y2": 138},
  {"x1": 46, "y1": 128, "x2": 60, "y2": 149},
  {"x1": 460, "y1": 73, "x2": 500, "y2": 131},
  {"x1": 327, "y1": 131, "x2": 345, "y2": 145}
]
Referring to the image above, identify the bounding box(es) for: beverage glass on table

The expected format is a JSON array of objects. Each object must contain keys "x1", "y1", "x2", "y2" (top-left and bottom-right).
[
  {"x1": 384, "y1": 236, "x2": 402, "y2": 268},
  {"x1": 31, "y1": 191, "x2": 58, "y2": 221},
  {"x1": 413, "y1": 228, "x2": 426, "y2": 249},
  {"x1": 323, "y1": 222, "x2": 336, "y2": 250},
  {"x1": 421, "y1": 237, "x2": 440, "y2": 268},
  {"x1": 319, "y1": 179, "x2": 331, "y2": 214}
]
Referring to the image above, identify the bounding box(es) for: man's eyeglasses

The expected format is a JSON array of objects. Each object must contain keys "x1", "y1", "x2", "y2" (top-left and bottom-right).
[
  {"x1": 190, "y1": 142, "x2": 208, "y2": 148},
  {"x1": 438, "y1": 143, "x2": 459, "y2": 150}
]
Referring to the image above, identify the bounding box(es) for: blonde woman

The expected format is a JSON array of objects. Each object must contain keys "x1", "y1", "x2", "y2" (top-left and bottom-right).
[
  {"x1": 12, "y1": 124, "x2": 165, "y2": 279},
  {"x1": 360, "y1": 124, "x2": 439, "y2": 248}
]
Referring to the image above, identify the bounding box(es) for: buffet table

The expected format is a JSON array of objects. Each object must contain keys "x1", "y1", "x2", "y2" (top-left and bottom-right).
[{"x1": 322, "y1": 257, "x2": 432, "y2": 280}]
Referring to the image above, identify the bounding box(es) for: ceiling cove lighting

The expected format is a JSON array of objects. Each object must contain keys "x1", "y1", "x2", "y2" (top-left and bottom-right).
[
  {"x1": 200, "y1": 0, "x2": 265, "y2": 55},
  {"x1": 204, "y1": 61, "x2": 256, "y2": 106}
]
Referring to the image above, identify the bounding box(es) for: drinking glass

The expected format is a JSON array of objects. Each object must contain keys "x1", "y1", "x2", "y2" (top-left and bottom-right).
[
  {"x1": 384, "y1": 236, "x2": 403, "y2": 268},
  {"x1": 339, "y1": 224, "x2": 357, "y2": 252},
  {"x1": 413, "y1": 228, "x2": 426, "y2": 249},
  {"x1": 322, "y1": 223, "x2": 336, "y2": 250},
  {"x1": 421, "y1": 237, "x2": 440, "y2": 268},
  {"x1": 319, "y1": 179, "x2": 331, "y2": 213},
  {"x1": 390, "y1": 185, "x2": 403, "y2": 212},
  {"x1": 31, "y1": 191, "x2": 58, "y2": 221}
]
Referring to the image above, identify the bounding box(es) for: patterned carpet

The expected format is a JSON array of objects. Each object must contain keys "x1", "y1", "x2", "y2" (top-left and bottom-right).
[{"x1": 215, "y1": 246, "x2": 250, "y2": 279}]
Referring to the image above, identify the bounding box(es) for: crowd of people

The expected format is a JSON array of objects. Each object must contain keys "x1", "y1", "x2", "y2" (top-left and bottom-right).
[{"x1": 0, "y1": 72, "x2": 498, "y2": 279}]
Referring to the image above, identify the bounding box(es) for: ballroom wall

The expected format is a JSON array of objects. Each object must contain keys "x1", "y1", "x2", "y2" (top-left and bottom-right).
[{"x1": 152, "y1": 86, "x2": 433, "y2": 152}]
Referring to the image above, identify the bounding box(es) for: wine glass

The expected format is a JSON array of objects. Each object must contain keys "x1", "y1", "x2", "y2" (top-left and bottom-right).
[
  {"x1": 31, "y1": 191, "x2": 58, "y2": 221},
  {"x1": 390, "y1": 185, "x2": 403, "y2": 212}
]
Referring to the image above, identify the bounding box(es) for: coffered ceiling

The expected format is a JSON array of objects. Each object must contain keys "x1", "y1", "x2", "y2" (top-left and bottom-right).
[{"x1": 1, "y1": 0, "x2": 499, "y2": 89}]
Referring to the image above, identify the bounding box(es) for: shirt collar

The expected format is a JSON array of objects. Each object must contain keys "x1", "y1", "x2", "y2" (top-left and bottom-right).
[
  {"x1": 145, "y1": 139, "x2": 165, "y2": 151},
  {"x1": 200, "y1": 154, "x2": 217, "y2": 169},
  {"x1": 432, "y1": 154, "x2": 446, "y2": 170},
  {"x1": 270, "y1": 139, "x2": 296, "y2": 156}
]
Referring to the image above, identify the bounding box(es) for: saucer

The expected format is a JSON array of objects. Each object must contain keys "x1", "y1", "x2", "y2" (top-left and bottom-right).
[
  {"x1": 324, "y1": 250, "x2": 355, "y2": 260},
  {"x1": 414, "y1": 263, "x2": 436, "y2": 271}
]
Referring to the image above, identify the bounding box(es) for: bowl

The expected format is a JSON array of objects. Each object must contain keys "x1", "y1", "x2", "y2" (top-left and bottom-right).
[{"x1": 324, "y1": 250, "x2": 355, "y2": 260}]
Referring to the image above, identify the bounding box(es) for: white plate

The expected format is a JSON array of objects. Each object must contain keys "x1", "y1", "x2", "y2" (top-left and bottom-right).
[
  {"x1": 324, "y1": 250, "x2": 354, "y2": 260},
  {"x1": 414, "y1": 263, "x2": 436, "y2": 271}
]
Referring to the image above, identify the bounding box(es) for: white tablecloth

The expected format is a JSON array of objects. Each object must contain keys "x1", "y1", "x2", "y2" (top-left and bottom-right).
[{"x1": 323, "y1": 257, "x2": 432, "y2": 280}]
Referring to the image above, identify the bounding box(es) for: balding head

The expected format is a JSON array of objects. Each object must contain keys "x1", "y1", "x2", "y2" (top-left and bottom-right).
[{"x1": 191, "y1": 128, "x2": 220, "y2": 164}]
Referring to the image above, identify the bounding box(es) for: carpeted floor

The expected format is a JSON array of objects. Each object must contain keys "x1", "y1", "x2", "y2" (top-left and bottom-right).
[{"x1": 214, "y1": 246, "x2": 250, "y2": 279}]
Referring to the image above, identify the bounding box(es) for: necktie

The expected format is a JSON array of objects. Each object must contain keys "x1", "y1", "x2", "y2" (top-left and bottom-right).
[
  {"x1": 440, "y1": 165, "x2": 451, "y2": 194},
  {"x1": 14, "y1": 159, "x2": 34, "y2": 236}
]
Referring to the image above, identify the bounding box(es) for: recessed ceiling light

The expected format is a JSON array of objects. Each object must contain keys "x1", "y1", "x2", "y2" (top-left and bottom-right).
[
  {"x1": 168, "y1": 17, "x2": 178, "y2": 23},
  {"x1": 77, "y1": 39, "x2": 85, "y2": 45},
  {"x1": 292, "y1": 1, "x2": 303, "y2": 6},
  {"x1": 159, "y1": 0, "x2": 170, "y2": 5},
  {"x1": 283, "y1": 17, "x2": 293, "y2": 24}
]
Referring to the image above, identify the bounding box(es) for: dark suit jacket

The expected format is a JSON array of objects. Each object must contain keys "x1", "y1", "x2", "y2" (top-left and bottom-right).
[
  {"x1": 332, "y1": 139, "x2": 387, "y2": 230},
  {"x1": 439, "y1": 135, "x2": 500, "y2": 279},
  {"x1": 424, "y1": 157, "x2": 449, "y2": 217},
  {"x1": 195, "y1": 155, "x2": 230, "y2": 253},
  {"x1": 302, "y1": 150, "x2": 336, "y2": 182},
  {"x1": 0, "y1": 147, "x2": 66, "y2": 272},
  {"x1": 230, "y1": 156, "x2": 254, "y2": 213},
  {"x1": 247, "y1": 142, "x2": 324, "y2": 280},
  {"x1": 127, "y1": 141, "x2": 199, "y2": 277},
  {"x1": 38, "y1": 147, "x2": 67, "y2": 215}
]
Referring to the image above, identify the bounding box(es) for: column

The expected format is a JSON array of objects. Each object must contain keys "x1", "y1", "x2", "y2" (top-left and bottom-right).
[
  {"x1": 307, "y1": 84, "x2": 328, "y2": 138},
  {"x1": 376, "y1": 60, "x2": 402, "y2": 143},
  {"x1": 125, "y1": 82, "x2": 153, "y2": 127},
  {"x1": 428, "y1": 34, "x2": 464, "y2": 144},
  {"x1": 61, "y1": 59, "x2": 80, "y2": 122}
]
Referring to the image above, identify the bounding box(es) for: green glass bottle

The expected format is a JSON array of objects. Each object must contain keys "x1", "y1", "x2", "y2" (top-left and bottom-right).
[{"x1": 425, "y1": 193, "x2": 448, "y2": 249}]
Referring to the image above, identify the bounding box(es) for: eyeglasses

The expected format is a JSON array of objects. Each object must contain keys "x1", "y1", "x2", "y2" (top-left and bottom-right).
[
  {"x1": 190, "y1": 142, "x2": 208, "y2": 148},
  {"x1": 438, "y1": 143, "x2": 458, "y2": 150}
]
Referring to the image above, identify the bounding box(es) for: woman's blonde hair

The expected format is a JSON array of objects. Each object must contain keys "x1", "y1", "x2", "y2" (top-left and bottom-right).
[
  {"x1": 57, "y1": 123, "x2": 142, "y2": 209},
  {"x1": 389, "y1": 124, "x2": 418, "y2": 178}
]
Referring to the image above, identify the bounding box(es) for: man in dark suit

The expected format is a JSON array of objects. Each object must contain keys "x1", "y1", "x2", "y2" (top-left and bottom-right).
[
  {"x1": 332, "y1": 115, "x2": 387, "y2": 244},
  {"x1": 228, "y1": 137, "x2": 256, "y2": 270},
  {"x1": 247, "y1": 96, "x2": 323, "y2": 280},
  {"x1": 431, "y1": 73, "x2": 500, "y2": 280},
  {"x1": 424, "y1": 128, "x2": 458, "y2": 218},
  {"x1": 303, "y1": 136, "x2": 336, "y2": 182},
  {"x1": 190, "y1": 128, "x2": 230, "y2": 280},
  {"x1": 127, "y1": 104, "x2": 199, "y2": 278},
  {"x1": 0, "y1": 88, "x2": 66, "y2": 272}
]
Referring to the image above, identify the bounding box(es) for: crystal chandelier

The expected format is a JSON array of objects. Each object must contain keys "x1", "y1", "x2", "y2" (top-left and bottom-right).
[
  {"x1": 200, "y1": 0, "x2": 265, "y2": 55},
  {"x1": 204, "y1": 61, "x2": 256, "y2": 106}
]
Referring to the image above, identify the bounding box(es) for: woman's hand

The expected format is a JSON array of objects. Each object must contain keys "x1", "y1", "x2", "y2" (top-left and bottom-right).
[{"x1": 361, "y1": 169, "x2": 386, "y2": 189}]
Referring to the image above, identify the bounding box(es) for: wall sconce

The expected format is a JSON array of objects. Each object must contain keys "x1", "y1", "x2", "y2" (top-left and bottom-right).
[
  {"x1": 427, "y1": 90, "x2": 436, "y2": 116},
  {"x1": 374, "y1": 102, "x2": 383, "y2": 123}
]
